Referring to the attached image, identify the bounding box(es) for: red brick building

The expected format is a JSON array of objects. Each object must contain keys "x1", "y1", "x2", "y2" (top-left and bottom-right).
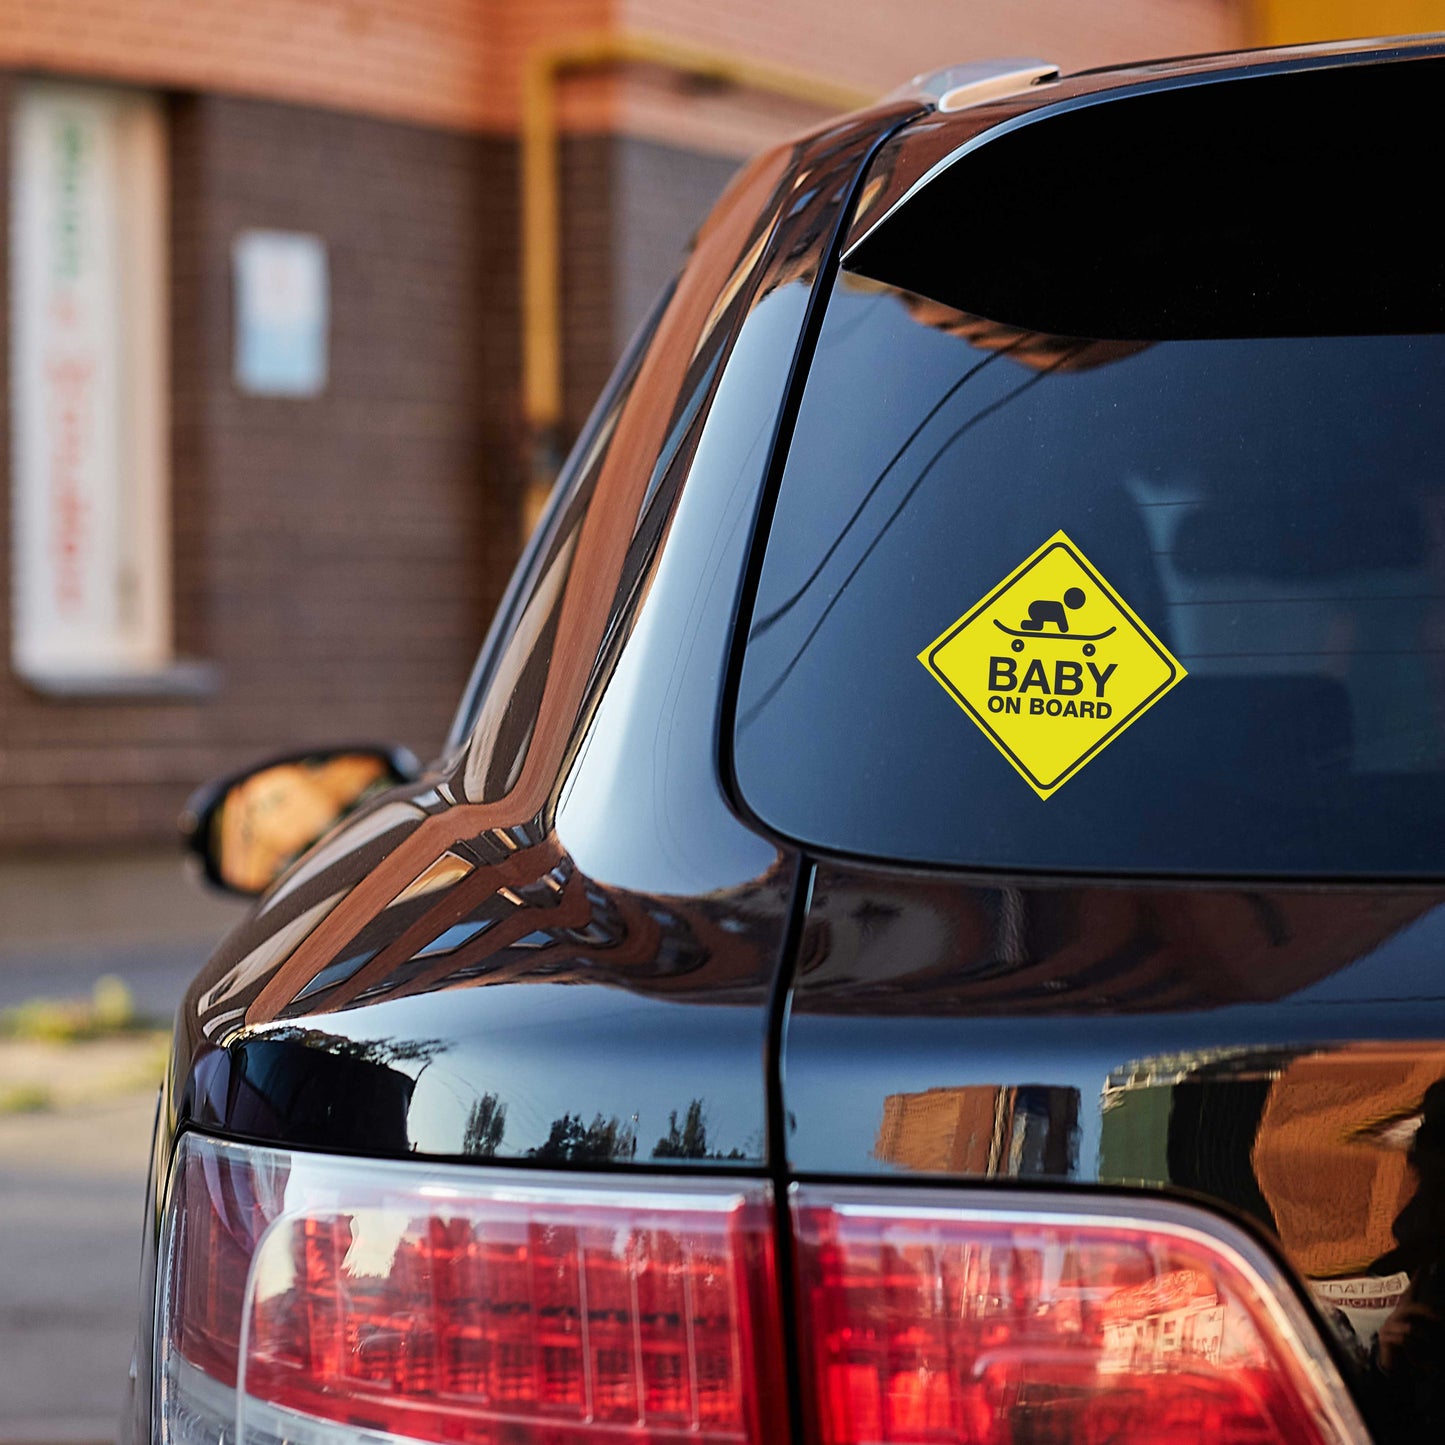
[{"x1": 0, "y1": 0, "x2": 1419, "y2": 847}]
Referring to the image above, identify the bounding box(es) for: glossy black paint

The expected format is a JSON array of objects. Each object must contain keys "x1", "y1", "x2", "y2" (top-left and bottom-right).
[
  {"x1": 122, "y1": 98, "x2": 918, "y2": 1445},
  {"x1": 784, "y1": 864, "x2": 1445, "y2": 1436},
  {"x1": 126, "y1": 39, "x2": 1445, "y2": 1445},
  {"x1": 166, "y1": 107, "x2": 907, "y2": 1165},
  {"x1": 786, "y1": 864, "x2": 1445, "y2": 1178},
  {"x1": 179, "y1": 842, "x2": 796, "y2": 1164}
]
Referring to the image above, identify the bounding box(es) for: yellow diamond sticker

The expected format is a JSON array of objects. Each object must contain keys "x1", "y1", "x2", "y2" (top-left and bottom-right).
[{"x1": 918, "y1": 531, "x2": 1186, "y2": 799}]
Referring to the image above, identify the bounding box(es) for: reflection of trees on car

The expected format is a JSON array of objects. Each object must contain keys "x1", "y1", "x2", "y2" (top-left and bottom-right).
[
  {"x1": 461, "y1": 1093, "x2": 506, "y2": 1158},
  {"x1": 652, "y1": 1099, "x2": 748, "y2": 1161},
  {"x1": 528, "y1": 1112, "x2": 638, "y2": 1164}
]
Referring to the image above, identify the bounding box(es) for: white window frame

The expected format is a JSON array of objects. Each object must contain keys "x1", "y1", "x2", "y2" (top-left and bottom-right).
[{"x1": 9, "y1": 79, "x2": 173, "y2": 690}]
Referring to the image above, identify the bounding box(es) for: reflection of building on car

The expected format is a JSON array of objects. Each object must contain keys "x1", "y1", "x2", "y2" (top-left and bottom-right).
[
  {"x1": 1099, "y1": 1271, "x2": 1226, "y2": 1375},
  {"x1": 1103, "y1": 1046, "x2": 1445, "y2": 1359},
  {"x1": 874, "y1": 1083, "x2": 1079, "y2": 1176}
]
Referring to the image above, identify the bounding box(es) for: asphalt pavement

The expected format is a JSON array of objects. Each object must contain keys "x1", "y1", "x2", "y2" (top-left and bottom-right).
[
  {"x1": 1, "y1": 1094, "x2": 158, "y2": 1442},
  {"x1": 0, "y1": 851, "x2": 242, "y2": 1018},
  {"x1": 0, "y1": 850, "x2": 244, "y2": 1444}
]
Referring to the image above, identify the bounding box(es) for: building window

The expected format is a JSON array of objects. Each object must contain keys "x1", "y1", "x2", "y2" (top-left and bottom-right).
[
  {"x1": 233, "y1": 229, "x2": 329, "y2": 398},
  {"x1": 9, "y1": 80, "x2": 173, "y2": 690}
]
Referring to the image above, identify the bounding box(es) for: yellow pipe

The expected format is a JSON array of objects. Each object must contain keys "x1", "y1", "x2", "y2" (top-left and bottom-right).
[{"x1": 521, "y1": 31, "x2": 872, "y2": 515}]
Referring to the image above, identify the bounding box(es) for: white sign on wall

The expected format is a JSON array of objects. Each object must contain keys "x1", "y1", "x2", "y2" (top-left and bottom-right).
[
  {"x1": 233, "y1": 230, "x2": 328, "y2": 397},
  {"x1": 9, "y1": 82, "x2": 171, "y2": 685}
]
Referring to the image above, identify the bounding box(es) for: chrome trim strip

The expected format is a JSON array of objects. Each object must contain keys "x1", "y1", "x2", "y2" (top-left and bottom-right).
[
  {"x1": 880, "y1": 57, "x2": 1058, "y2": 108},
  {"x1": 937, "y1": 63, "x2": 1059, "y2": 112}
]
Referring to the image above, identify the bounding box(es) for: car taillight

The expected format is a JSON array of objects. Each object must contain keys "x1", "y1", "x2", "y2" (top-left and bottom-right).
[
  {"x1": 157, "y1": 1134, "x2": 783, "y2": 1445},
  {"x1": 791, "y1": 1187, "x2": 1367, "y2": 1445},
  {"x1": 157, "y1": 1136, "x2": 1367, "y2": 1445}
]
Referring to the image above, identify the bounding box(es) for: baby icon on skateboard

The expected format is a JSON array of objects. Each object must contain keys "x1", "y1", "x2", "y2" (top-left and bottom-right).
[{"x1": 994, "y1": 587, "x2": 1117, "y2": 655}]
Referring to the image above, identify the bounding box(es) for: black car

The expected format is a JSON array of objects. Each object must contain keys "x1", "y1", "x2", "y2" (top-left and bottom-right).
[{"x1": 130, "y1": 36, "x2": 1445, "y2": 1445}]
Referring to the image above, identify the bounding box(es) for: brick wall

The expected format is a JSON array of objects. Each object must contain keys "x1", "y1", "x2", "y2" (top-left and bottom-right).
[
  {"x1": 555, "y1": 135, "x2": 738, "y2": 440},
  {"x1": 611, "y1": 139, "x2": 739, "y2": 353},
  {"x1": 0, "y1": 87, "x2": 521, "y2": 846},
  {"x1": 0, "y1": 0, "x2": 1250, "y2": 148},
  {"x1": 624, "y1": 0, "x2": 1243, "y2": 83},
  {"x1": 612, "y1": 0, "x2": 1248, "y2": 157},
  {"x1": 558, "y1": 136, "x2": 617, "y2": 440},
  {"x1": 0, "y1": 0, "x2": 621, "y2": 133},
  {"x1": 0, "y1": 0, "x2": 496, "y2": 132}
]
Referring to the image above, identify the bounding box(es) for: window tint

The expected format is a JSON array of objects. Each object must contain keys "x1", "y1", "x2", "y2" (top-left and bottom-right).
[{"x1": 733, "y1": 276, "x2": 1445, "y2": 876}]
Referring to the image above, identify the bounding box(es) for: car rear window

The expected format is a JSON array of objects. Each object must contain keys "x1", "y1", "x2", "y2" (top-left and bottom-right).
[{"x1": 732, "y1": 274, "x2": 1445, "y2": 875}]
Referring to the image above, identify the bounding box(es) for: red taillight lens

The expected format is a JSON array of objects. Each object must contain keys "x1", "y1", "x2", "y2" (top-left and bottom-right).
[
  {"x1": 159, "y1": 1138, "x2": 1366, "y2": 1445},
  {"x1": 791, "y1": 1188, "x2": 1364, "y2": 1445},
  {"x1": 158, "y1": 1135, "x2": 783, "y2": 1445}
]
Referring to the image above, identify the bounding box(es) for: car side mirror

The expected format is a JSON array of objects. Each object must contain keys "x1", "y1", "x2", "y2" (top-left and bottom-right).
[{"x1": 181, "y1": 745, "x2": 421, "y2": 897}]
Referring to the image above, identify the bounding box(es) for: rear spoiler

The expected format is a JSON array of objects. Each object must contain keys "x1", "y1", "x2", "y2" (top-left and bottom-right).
[{"x1": 844, "y1": 50, "x2": 1445, "y2": 339}]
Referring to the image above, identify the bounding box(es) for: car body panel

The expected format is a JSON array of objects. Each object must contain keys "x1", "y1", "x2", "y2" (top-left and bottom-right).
[
  {"x1": 122, "y1": 98, "x2": 918, "y2": 1445},
  {"x1": 163, "y1": 107, "x2": 913, "y2": 1163},
  {"x1": 127, "y1": 39, "x2": 1445, "y2": 1445},
  {"x1": 783, "y1": 864, "x2": 1445, "y2": 1413}
]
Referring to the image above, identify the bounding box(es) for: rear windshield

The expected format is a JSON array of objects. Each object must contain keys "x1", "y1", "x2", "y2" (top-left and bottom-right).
[{"x1": 732, "y1": 275, "x2": 1445, "y2": 876}]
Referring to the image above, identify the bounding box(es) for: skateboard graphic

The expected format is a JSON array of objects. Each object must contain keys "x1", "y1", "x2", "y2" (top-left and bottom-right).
[
  {"x1": 993, "y1": 588, "x2": 1116, "y2": 655},
  {"x1": 993, "y1": 620, "x2": 1117, "y2": 655}
]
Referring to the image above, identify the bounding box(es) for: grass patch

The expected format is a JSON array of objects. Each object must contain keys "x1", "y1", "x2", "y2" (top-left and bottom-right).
[
  {"x1": 0, "y1": 975, "x2": 143, "y2": 1043},
  {"x1": 0, "y1": 1082, "x2": 53, "y2": 1114}
]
